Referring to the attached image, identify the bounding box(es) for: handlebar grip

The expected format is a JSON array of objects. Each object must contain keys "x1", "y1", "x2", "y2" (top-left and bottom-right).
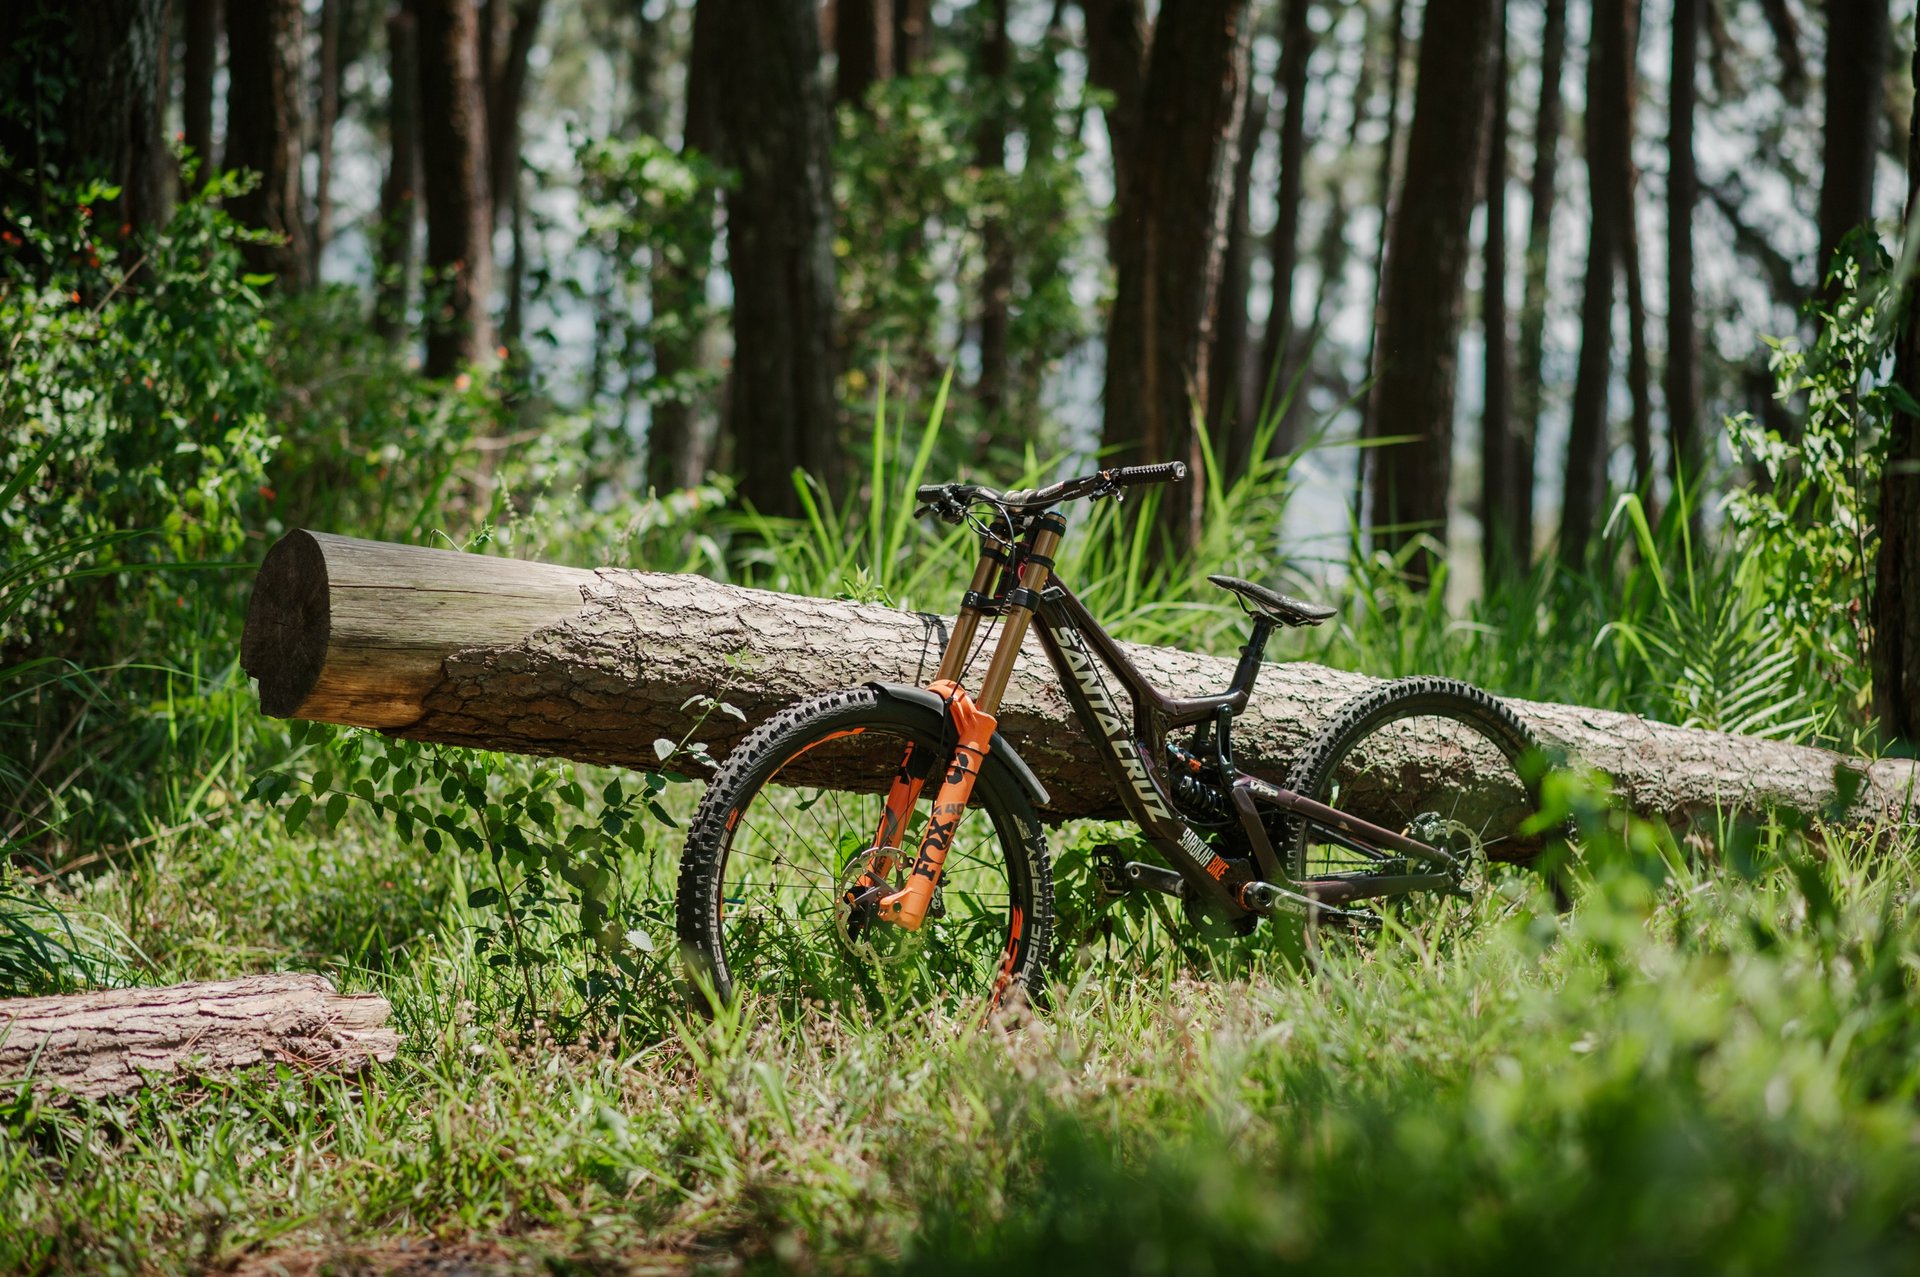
[
  {"x1": 915, "y1": 484, "x2": 947, "y2": 504},
  {"x1": 1110, "y1": 461, "x2": 1189, "y2": 486}
]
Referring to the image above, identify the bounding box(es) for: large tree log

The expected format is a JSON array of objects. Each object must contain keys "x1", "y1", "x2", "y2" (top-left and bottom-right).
[
  {"x1": 0, "y1": 974, "x2": 398, "y2": 1101},
  {"x1": 241, "y1": 531, "x2": 1920, "y2": 837}
]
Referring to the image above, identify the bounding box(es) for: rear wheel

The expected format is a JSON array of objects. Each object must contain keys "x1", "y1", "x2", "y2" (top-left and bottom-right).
[
  {"x1": 676, "y1": 688, "x2": 1053, "y2": 1014},
  {"x1": 1283, "y1": 677, "x2": 1555, "y2": 926}
]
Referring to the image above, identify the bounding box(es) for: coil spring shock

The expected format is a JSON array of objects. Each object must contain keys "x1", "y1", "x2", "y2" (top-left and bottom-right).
[{"x1": 1166, "y1": 743, "x2": 1232, "y2": 821}]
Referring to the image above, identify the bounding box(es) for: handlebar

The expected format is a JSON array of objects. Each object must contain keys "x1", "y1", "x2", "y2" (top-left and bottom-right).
[{"x1": 915, "y1": 461, "x2": 1187, "y2": 521}]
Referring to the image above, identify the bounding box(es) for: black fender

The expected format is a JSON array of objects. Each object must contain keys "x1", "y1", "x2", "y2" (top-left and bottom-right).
[{"x1": 864, "y1": 681, "x2": 1052, "y2": 809}]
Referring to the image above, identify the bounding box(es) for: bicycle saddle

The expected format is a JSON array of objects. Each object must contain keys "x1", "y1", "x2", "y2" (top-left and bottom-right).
[{"x1": 1207, "y1": 574, "x2": 1336, "y2": 628}]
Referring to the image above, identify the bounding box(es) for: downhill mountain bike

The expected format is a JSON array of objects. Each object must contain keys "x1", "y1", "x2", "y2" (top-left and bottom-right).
[{"x1": 676, "y1": 463, "x2": 1553, "y2": 1011}]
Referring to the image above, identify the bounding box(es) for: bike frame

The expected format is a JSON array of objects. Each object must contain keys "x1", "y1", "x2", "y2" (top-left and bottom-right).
[{"x1": 882, "y1": 509, "x2": 1462, "y2": 930}]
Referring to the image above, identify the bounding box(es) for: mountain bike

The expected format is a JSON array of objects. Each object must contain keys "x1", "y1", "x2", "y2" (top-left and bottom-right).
[{"x1": 675, "y1": 463, "x2": 1552, "y2": 1011}]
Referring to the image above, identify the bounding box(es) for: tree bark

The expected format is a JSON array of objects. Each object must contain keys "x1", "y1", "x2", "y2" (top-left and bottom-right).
[
  {"x1": 1481, "y1": 2, "x2": 1515, "y2": 587},
  {"x1": 1251, "y1": 0, "x2": 1314, "y2": 461},
  {"x1": 645, "y1": 0, "x2": 723, "y2": 495},
  {"x1": 313, "y1": 0, "x2": 342, "y2": 278},
  {"x1": 0, "y1": 974, "x2": 398, "y2": 1103},
  {"x1": 183, "y1": 0, "x2": 220, "y2": 172},
  {"x1": 836, "y1": 0, "x2": 894, "y2": 106},
  {"x1": 1212, "y1": 84, "x2": 1266, "y2": 478},
  {"x1": 1364, "y1": 0, "x2": 1498, "y2": 585},
  {"x1": 1666, "y1": 0, "x2": 1703, "y2": 524},
  {"x1": 1509, "y1": 0, "x2": 1564, "y2": 573},
  {"x1": 1355, "y1": 0, "x2": 1409, "y2": 524},
  {"x1": 705, "y1": 0, "x2": 843, "y2": 517},
  {"x1": 226, "y1": 0, "x2": 310, "y2": 286},
  {"x1": 893, "y1": 0, "x2": 930, "y2": 71},
  {"x1": 414, "y1": 0, "x2": 495, "y2": 377},
  {"x1": 1816, "y1": 0, "x2": 1887, "y2": 299},
  {"x1": 375, "y1": 5, "x2": 423, "y2": 342},
  {"x1": 975, "y1": 0, "x2": 1013, "y2": 435},
  {"x1": 481, "y1": 0, "x2": 542, "y2": 346},
  {"x1": 1619, "y1": 151, "x2": 1655, "y2": 523},
  {"x1": 240, "y1": 531, "x2": 1920, "y2": 842},
  {"x1": 1759, "y1": 0, "x2": 1806, "y2": 99},
  {"x1": 1560, "y1": 0, "x2": 1634, "y2": 568},
  {"x1": 1876, "y1": 6, "x2": 1920, "y2": 747},
  {"x1": 1099, "y1": 0, "x2": 1254, "y2": 554}
]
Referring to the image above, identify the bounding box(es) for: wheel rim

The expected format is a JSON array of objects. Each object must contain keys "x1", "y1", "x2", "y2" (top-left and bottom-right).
[{"x1": 711, "y1": 724, "x2": 1027, "y2": 1009}]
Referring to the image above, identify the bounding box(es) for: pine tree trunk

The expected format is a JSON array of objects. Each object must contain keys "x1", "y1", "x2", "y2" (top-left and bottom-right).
[
  {"x1": 239, "y1": 531, "x2": 1920, "y2": 839},
  {"x1": 414, "y1": 0, "x2": 495, "y2": 377},
  {"x1": 836, "y1": 0, "x2": 893, "y2": 106},
  {"x1": 1666, "y1": 0, "x2": 1702, "y2": 521},
  {"x1": 974, "y1": 0, "x2": 1013, "y2": 439},
  {"x1": 1511, "y1": 0, "x2": 1565, "y2": 570},
  {"x1": 893, "y1": 0, "x2": 930, "y2": 71},
  {"x1": 1099, "y1": 0, "x2": 1254, "y2": 554},
  {"x1": 1620, "y1": 159, "x2": 1656, "y2": 525},
  {"x1": 1560, "y1": 0, "x2": 1633, "y2": 567},
  {"x1": 645, "y1": 0, "x2": 722, "y2": 496},
  {"x1": 1481, "y1": 2, "x2": 1516, "y2": 586},
  {"x1": 1212, "y1": 86, "x2": 1265, "y2": 479},
  {"x1": 1365, "y1": 0, "x2": 1498, "y2": 585},
  {"x1": 1252, "y1": 0, "x2": 1314, "y2": 459},
  {"x1": 708, "y1": 0, "x2": 843, "y2": 517},
  {"x1": 182, "y1": 0, "x2": 220, "y2": 172},
  {"x1": 312, "y1": 0, "x2": 341, "y2": 278},
  {"x1": 226, "y1": 0, "x2": 309, "y2": 285},
  {"x1": 1355, "y1": 0, "x2": 1409, "y2": 523},
  {"x1": 1816, "y1": 0, "x2": 1887, "y2": 297},
  {"x1": 375, "y1": 6, "x2": 422, "y2": 341},
  {"x1": 1876, "y1": 6, "x2": 1920, "y2": 747},
  {"x1": 481, "y1": 0, "x2": 541, "y2": 348}
]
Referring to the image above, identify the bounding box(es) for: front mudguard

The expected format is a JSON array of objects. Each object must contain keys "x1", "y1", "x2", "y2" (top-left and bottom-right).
[{"x1": 864, "y1": 682, "x2": 1051, "y2": 810}]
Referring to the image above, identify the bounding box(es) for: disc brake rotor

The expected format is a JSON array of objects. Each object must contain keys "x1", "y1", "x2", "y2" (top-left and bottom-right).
[
  {"x1": 1409, "y1": 814, "x2": 1487, "y2": 898},
  {"x1": 833, "y1": 849, "x2": 928, "y2": 967}
]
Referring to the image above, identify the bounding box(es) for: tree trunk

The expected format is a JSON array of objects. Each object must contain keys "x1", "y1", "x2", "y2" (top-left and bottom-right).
[
  {"x1": 312, "y1": 0, "x2": 342, "y2": 278},
  {"x1": 1817, "y1": 0, "x2": 1886, "y2": 298},
  {"x1": 1079, "y1": 0, "x2": 1147, "y2": 199},
  {"x1": 1099, "y1": 0, "x2": 1254, "y2": 554},
  {"x1": 1510, "y1": 0, "x2": 1564, "y2": 573},
  {"x1": 415, "y1": 0, "x2": 494, "y2": 377},
  {"x1": 1212, "y1": 85, "x2": 1266, "y2": 479},
  {"x1": 1619, "y1": 154, "x2": 1655, "y2": 524},
  {"x1": 0, "y1": 974, "x2": 398, "y2": 1103},
  {"x1": 1560, "y1": 0, "x2": 1634, "y2": 568},
  {"x1": 1251, "y1": 0, "x2": 1314, "y2": 460},
  {"x1": 183, "y1": 0, "x2": 220, "y2": 172},
  {"x1": 836, "y1": 0, "x2": 894, "y2": 106},
  {"x1": 975, "y1": 0, "x2": 1013, "y2": 436},
  {"x1": 707, "y1": 0, "x2": 843, "y2": 516},
  {"x1": 1666, "y1": 0, "x2": 1703, "y2": 524},
  {"x1": 645, "y1": 0, "x2": 722, "y2": 495},
  {"x1": 1876, "y1": 6, "x2": 1920, "y2": 747},
  {"x1": 226, "y1": 0, "x2": 310, "y2": 286},
  {"x1": 1481, "y1": 1, "x2": 1516, "y2": 587},
  {"x1": 1365, "y1": 0, "x2": 1498, "y2": 585},
  {"x1": 481, "y1": 0, "x2": 541, "y2": 347},
  {"x1": 375, "y1": 5, "x2": 422, "y2": 342},
  {"x1": 239, "y1": 531, "x2": 1920, "y2": 840},
  {"x1": 894, "y1": 0, "x2": 930, "y2": 71},
  {"x1": 1759, "y1": 0, "x2": 1806, "y2": 98},
  {"x1": 0, "y1": 0, "x2": 171, "y2": 236},
  {"x1": 1355, "y1": 0, "x2": 1410, "y2": 524}
]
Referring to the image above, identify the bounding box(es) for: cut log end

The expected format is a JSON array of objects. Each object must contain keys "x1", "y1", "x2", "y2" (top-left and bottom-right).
[{"x1": 243, "y1": 529, "x2": 332, "y2": 719}]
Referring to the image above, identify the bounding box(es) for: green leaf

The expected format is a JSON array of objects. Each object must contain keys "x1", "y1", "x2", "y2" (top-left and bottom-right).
[
  {"x1": 325, "y1": 793, "x2": 348, "y2": 829},
  {"x1": 284, "y1": 794, "x2": 312, "y2": 833},
  {"x1": 467, "y1": 887, "x2": 501, "y2": 909}
]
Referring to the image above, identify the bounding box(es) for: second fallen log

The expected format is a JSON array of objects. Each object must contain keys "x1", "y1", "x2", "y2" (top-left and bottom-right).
[{"x1": 239, "y1": 530, "x2": 1920, "y2": 837}]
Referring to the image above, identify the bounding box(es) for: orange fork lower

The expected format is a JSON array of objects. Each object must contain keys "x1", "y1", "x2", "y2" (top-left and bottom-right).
[{"x1": 877, "y1": 679, "x2": 997, "y2": 930}]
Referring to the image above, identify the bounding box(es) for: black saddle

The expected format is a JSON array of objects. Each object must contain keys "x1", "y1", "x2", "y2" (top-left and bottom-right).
[{"x1": 1207, "y1": 574, "x2": 1336, "y2": 628}]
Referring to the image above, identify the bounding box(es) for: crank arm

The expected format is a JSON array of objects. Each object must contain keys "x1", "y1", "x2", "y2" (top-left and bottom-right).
[{"x1": 1238, "y1": 880, "x2": 1384, "y2": 931}]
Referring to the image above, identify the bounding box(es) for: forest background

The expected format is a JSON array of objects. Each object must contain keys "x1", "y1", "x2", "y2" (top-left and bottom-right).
[{"x1": 4, "y1": 0, "x2": 1920, "y2": 1272}]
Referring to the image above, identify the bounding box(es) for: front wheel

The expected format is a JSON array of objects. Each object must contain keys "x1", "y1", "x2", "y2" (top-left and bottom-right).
[
  {"x1": 1282, "y1": 677, "x2": 1558, "y2": 923},
  {"x1": 676, "y1": 687, "x2": 1053, "y2": 1015}
]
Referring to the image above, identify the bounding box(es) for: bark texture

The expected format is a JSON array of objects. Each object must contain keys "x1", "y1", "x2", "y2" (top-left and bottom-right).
[
  {"x1": 1098, "y1": 0, "x2": 1254, "y2": 553},
  {"x1": 0, "y1": 974, "x2": 398, "y2": 1102},
  {"x1": 1481, "y1": 2, "x2": 1515, "y2": 585},
  {"x1": 1666, "y1": 0, "x2": 1703, "y2": 519},
  {"x1": 226, "y1": 0, "x2": 310, "y2": 285},
  {"x1": 1511, "y1": 0, "x2": 1565, "y2": 572},
  {"x1": 836, "y1": 0, "x2": 894, "y2": 106},
  {"x1": 182, "y1": 0, "x2": 220, "y2": 171},
  {"x1": 1365, "y1": 0, "x2": 1498, "y2": 583},
  {"x1": 376, "y1": 6, "x2": 423, "y2": 341},
  {"x1": 241, "y1": 532, "x2": 1920, "y2": 839},
  {"x1": 1816, "y1": 0, "x2": 1887, "y2": 299},
  {"x1": 1250, "y1": 0, "x2": 1313, "y2": 460},
  {"x1": 1877, "y1": 10, "x2": 1920, "y2": 747},
  {"x1": 415, "y1": 0, "x2": 495, "y2": 376},
  {"x1": 707, "y1": 0, "x2": 843, "y2": 517}
]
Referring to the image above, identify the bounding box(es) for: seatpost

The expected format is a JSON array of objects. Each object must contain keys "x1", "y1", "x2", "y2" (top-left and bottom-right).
[{"x1": 1227, "y1": 614, "x2": 1276, "y2": 698}]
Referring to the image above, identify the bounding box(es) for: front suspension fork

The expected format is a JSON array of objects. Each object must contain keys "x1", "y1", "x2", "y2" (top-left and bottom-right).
[{"x1": 875, "y1": 679, "x2": 996, "y2": 930}]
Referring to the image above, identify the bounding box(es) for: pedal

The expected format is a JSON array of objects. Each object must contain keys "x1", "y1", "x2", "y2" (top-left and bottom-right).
[{"x1": 1092, "y1": 843, "x2": 1132, "y2": 900}]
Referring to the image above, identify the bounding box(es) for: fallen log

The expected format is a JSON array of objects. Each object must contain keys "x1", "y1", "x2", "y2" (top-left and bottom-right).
[
  {"x1": 0, "y1": 973, "x2": 399, "y2": 1101},
  {"x1": 240, "y1": 530, "x2": 1918, "y2": 836}
]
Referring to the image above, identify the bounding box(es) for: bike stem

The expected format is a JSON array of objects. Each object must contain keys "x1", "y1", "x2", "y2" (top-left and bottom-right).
[{"x1": 877, "y1": 512, "x2": 1064, "y2": 930}]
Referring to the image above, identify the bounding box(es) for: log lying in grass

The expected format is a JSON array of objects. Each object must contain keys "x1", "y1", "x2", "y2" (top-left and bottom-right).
[
  {"x1": 241, "y1": 530, "x2": 1919, "y2": 838},
  {"x1": 0, "y1": 973, "x2": 399, "y2": 1101}
]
